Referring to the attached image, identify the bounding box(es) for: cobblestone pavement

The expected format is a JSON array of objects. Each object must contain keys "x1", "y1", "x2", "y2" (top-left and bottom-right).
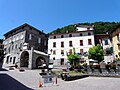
[{"x1": 1, "y1": 67, "x2": 120, "y2": 90}]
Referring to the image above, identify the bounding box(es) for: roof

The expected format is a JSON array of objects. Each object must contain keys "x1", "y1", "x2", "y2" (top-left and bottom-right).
[
  {"x1": 95, "y1": 34, "x2": 110, "y2": 40},
  {"x1": 4, "y1": 23, "x2": 46, "y2": 36},
  {"x1": 95, "y1": 34, "x2": 109, "y2": 37},
  {"x1": 110, "y1": 24, "x2": 120, "y2": 34},
  {"x1": 49, "y1": 30, "x2": 94, "y2": 36},
  {"x1": 75, "y1": 24, "x2": 94, "y2": 28}
]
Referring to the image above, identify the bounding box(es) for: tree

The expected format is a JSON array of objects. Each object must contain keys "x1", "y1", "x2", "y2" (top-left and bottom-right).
[
  {"x1": 88, "y1": 45, "x2": 104, "y2": 63},
  {"x1": 68, "y1": 54, "x2": 80, "y2": 66}
]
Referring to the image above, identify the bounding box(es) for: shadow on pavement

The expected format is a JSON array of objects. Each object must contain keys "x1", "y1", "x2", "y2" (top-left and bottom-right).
[
  {"x1": 0, "y1": 74, "x2": 33, "y2": 90},
  {"x1": 0, "y1": 68, "x2": 8, "y2": 71},
  {"x1": 0, "y1": 62, "x2": 8, "y2": 71}
]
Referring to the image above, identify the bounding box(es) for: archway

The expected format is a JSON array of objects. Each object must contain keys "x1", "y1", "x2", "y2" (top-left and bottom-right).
[
  {"x1": 20, "y1": 51, "x2": 29, "y2": 67},
  {"x1": 36, "y1": 56, "x2": 46, "y2": 68}
]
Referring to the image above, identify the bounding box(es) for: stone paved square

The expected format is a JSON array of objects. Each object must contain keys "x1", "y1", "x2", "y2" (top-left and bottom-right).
[{"x1": 1, "y1": 67, "x2": 120, "y2": 90}]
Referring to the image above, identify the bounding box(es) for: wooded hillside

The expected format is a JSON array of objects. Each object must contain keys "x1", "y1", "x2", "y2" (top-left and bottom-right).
[{"x1": 50, "y1": 22, "x2": 120, "y2": 34}]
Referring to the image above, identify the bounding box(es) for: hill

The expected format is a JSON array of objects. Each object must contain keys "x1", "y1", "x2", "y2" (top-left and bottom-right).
[{"x1": 50, "y1": 22, "x2": 120, "y2": 34}]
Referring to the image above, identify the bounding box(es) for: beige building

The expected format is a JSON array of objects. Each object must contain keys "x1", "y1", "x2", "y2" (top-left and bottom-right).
[{"x1": 111, "y1": 25, "x2": 120, "y2": 58}]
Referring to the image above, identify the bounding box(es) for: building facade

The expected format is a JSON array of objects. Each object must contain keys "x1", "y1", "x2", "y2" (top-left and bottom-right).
[
  {"x1": 95, "y1": 34, "x2": 113, "y2": 63},
  {"x1": 95, "y1": 34, "x2": 112, "y2": 54},
  {"x1": 111, "y1": 25, "x2": 120, "y2": 58},
  {"x1": 3, "y1": 23, "x2": 48, "y2": 69},
  {"x1": 0, "y1": 39, "x2": 4, "y2": 62},
  {"x1": 48, "y1": 25, "x2": 95, "y2": 65}
]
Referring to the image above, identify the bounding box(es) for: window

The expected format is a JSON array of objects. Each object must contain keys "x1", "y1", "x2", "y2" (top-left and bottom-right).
[
  {"x1": 61, "y1": 42, "x2": 64, "y2": 47},
  {"x1": 53, "y1": 42, "x2": 56, "y2": 47},
  {"x1": 8, "y1": 47, "x2": 10, "y2": 53},
  {"x1": 69, "y1": 34, "x2": 72, "y2": 37},
  {"x1": 13, "y1": 57, "x2": 16, "y2": 64},
  {"x1": 38, "y1": 38, "x2": 41, "y2": 43},
  {"x1": 88, "y1": 39, "x2": 92, "y2": 45},
  {"x1": 69, "y1": 49, "x2": 72, "y2": 55},
  {"x1": 104, "y1": 39, "x2": 108, "y2": 45},
  {"x1": 53, "y1": 57, "x2": 55, "y2": 60},
  {"x1": 10, "y1": 57, "x2": 12, "y2": 63},
  {"x1": 61, "y1": 35, "x2": 64, "y2": 38},
  {"x1": 40, "y1": 39, "x2": 43, "y2": 45},
  {"x1": 12, "y1": 45, "x2": 14, "y2": 50},
  {"x1": 88, "y1": 32, "x2": 91, "y2": 35},
  {"x1": 53, "y1": 50, "x2": 56, "y2": 55},
  {"x1": 80, "y1": 33, "x2": 82, "y2": 36},
  {"x1": 54, "y1": 36, "x2": 56, "y2": 39},
  {"x1": 13, "y1": 36, "x2": 16, "y2": 42},
  {"x1": 80, "y1": 49, "x2": 83, "y2": 54},
  {"x1": 15, "y1": 44, "x2": 17, "y2": 49},
  {"x1": 61, "y1": 50, "x2": 64, "y2": 55},
  {"x1": 29, "y1": 34, "x2": 32, "y2": 40},
  {"x1": 9, "y1": 40, "x2": 11, "y2": 44},
  {"x1": 20, "y1": 43, "x2": 22, "y2": 49},
  {"x1": 69, "y1": 41, "x2": 73, "y2": 47},
  {"x1": 44, "y1": 40, "x2": 46, "y2": 46},
  {"x1": 16, "y1": 35, "x2": 19, "y2": 41},
  {"x1": 80, "y1": 40, "x2": 83, "y2": 46},
  {"x1": 20, "y1": 34, "x2": 24, "y2": 39},
  {"x1": 6, "y1": 56, "x2": 9, "y2": 63}
]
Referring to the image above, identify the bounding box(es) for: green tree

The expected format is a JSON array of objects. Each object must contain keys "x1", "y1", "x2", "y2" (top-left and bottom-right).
[
  {"x1": 68, "y1": 54, "x2": 80, "y2": 66},
  {"x1": 88, "y1": 45, "x2": 104, "y2": 63}
]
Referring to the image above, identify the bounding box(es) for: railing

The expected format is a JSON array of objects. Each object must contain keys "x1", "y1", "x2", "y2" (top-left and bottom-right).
[{"x1": 86, "y1": 65, "x2": 120, "y2": 77}]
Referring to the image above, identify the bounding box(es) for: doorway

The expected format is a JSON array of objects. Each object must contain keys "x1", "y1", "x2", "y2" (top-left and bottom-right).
[
  {"x1": 36, "y1": 56, "x2": 46, "y2": 68},
  {"x1": 61, "y1": 58, "x2": 64, "y2": 65},
  {"x1": 20, "y1": 51, "x2": 29, "y2": 67}
]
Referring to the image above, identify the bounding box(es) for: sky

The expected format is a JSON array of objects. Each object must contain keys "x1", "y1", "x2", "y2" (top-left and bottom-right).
[{"x1": 0, "y1": 0, "x2": 120, "y2": 38}]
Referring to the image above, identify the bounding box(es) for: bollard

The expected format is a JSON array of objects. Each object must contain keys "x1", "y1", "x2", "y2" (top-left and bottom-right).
[
  {"x1": 55, "y1": 77, "x2": 57, "y2": 84},
  {"x1": 54, "y1": 77, "x2": 59, "y2": 86}
]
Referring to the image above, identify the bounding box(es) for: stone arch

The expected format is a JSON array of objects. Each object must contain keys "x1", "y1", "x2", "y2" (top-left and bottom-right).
[
  {"x1": 20, "y1": 51, "x2": 29, "y2": 67},
  {"x1": 36, "y1": 56, "x2": 46, "y2": 68}
]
